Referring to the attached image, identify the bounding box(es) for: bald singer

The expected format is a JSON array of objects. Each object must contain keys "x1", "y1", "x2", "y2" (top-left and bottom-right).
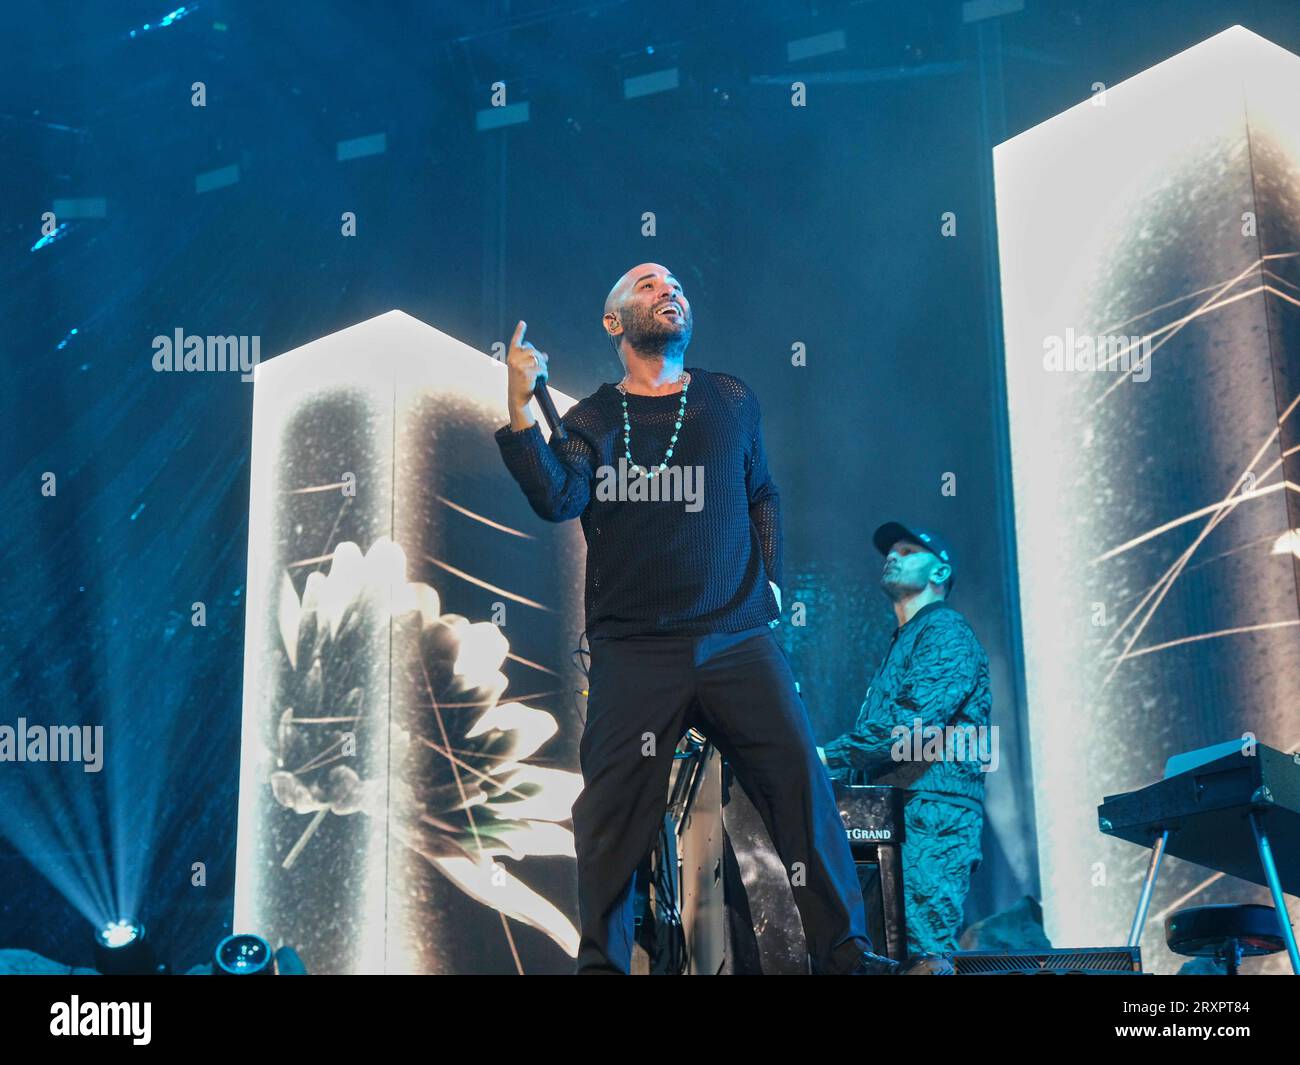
[{"x1": 494, "y1": 262, "x2": 898, "y2": 975}]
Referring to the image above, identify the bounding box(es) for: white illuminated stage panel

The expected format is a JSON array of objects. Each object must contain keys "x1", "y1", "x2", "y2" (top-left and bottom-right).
[
  {"x1": 235, "y1": 310, "x2": 586, "y2": 974},
  {"x1": 994, "y1": 27, "x2": 1300, "y2": 973}
]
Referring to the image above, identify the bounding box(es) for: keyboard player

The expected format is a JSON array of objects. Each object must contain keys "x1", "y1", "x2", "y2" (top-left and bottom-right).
[{"x1": 818, "y1": 521, "x2": 992, "y2": 957}]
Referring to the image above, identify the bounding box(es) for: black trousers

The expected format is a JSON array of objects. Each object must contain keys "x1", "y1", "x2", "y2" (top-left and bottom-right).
[{"x1": 572, "y1": 625, "x2": 874, "y2": 974}]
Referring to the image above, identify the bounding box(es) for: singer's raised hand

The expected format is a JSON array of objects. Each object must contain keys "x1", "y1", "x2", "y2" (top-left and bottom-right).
[{"x1": 506, "y1": 320, "x2": 548, "y2": 430}]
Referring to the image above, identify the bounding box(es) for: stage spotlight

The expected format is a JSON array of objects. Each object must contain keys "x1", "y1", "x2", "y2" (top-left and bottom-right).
[
  {"x1": 100, "y1": 919, "x2": 138, "y2": 949},
  {"x1": 214, "y1": 933, "x2": 274, "y2": 976},
  {"x1": 93, "y1": 919, "x2": 165, "y2": 975}
]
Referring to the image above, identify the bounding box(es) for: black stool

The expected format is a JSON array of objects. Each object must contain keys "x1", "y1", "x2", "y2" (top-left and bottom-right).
[{"x1": 1166, "y1": 904, "x2": 1288, "y2": 975}]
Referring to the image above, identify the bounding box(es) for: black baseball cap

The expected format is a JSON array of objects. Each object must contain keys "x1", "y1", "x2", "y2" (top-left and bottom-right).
[{"x1": 872, "y1": 521, "x2": 956, "y2": 591}]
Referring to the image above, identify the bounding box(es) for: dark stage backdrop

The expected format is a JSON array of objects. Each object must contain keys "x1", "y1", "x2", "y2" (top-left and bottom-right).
[{"x1": 4, "y1": 0, "x2": 1299, "y2": 971}]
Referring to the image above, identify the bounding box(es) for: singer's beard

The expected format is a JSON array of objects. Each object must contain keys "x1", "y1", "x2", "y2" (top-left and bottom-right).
[{"x1": 619, "y1": 303, "x2": 693, "y2": 363}]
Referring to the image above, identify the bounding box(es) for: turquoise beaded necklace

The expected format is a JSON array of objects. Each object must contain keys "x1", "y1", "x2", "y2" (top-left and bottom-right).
[{"x1": 617, "y1": 370, "x2": 690, "y2": 479}]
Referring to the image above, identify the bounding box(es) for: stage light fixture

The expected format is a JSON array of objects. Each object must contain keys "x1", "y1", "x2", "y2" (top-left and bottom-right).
[
  {"x1": 93, "y1": 919, "x2": 165, "y2": 975},
  {"x1": 214, "y1": 933, "x2": 274, "y2": 976}
]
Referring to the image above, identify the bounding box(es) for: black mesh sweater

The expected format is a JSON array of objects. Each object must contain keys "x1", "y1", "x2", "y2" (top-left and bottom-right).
[{"x1": 495, "y1": 368, "x2": 783, "y2": 639}]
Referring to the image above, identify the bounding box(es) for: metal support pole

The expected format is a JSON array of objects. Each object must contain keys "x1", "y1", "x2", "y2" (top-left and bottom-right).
[
  {"x1": 1248, "y1": 811, "x2": 1300, "y2": 974},
  {"x1": 1127, "y1": 829, "x2": 1169, "y2": 949}
]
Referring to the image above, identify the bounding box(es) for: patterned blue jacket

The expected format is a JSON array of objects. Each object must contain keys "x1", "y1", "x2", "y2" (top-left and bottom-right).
[{"x1": 822, "y1": 601, "x2": 992, "y2": 805}]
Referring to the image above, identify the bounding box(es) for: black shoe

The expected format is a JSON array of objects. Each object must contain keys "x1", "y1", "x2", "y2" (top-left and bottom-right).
[{"x1": 847, "y1": 950, "x2": 902, "y2": 975}]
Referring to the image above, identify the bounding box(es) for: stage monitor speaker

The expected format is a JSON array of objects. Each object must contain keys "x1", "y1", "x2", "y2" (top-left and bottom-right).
[{"x1": 951, "y1": 947, "x2": 1143, "y2": 975}]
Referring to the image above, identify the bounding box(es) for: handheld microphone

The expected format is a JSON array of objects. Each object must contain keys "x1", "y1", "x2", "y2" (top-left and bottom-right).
[{"x1": 533, "y1": 372, "x2": 567, "y2": 441}]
